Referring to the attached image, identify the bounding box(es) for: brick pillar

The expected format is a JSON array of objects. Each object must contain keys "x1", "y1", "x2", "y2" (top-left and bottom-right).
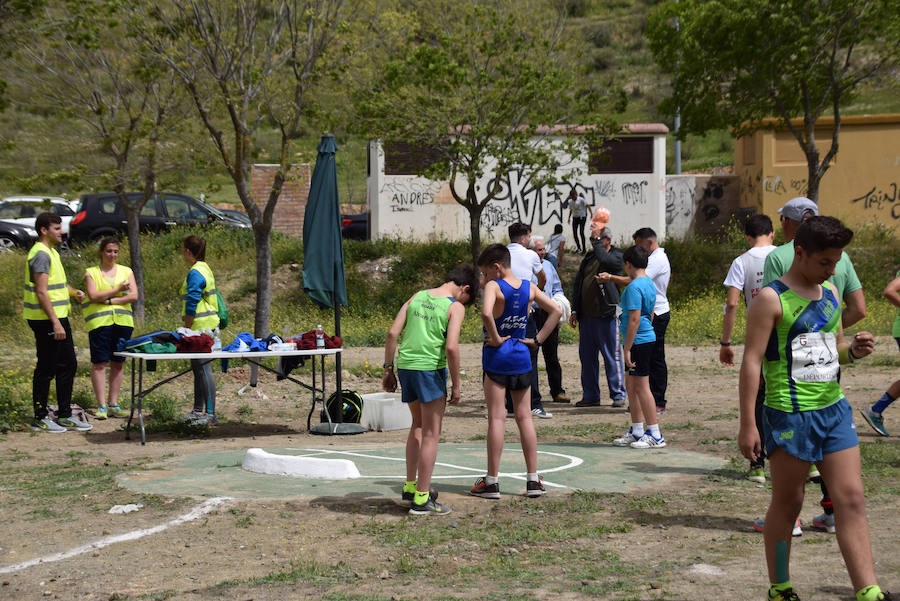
[{"x1": 250, "y1": 163, "x2": 312, "y2": 237}]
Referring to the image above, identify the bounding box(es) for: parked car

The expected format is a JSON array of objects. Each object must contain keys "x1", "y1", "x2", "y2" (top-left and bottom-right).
[
  {"x1": 69, "y1": 192, "x2": 251, "y2": 243},
  {"x1": 219, "y1": 207, "x2": 252, "y2": 226},
  {"x1": 341, "y1": 211, "x2": 368, "y2": 240},
  {"x1": 0, "y1": 220, "x2": 39, "y2": 251},
  {"x1": 0, "y1": 196, "x2": 77, "y2": 236}
]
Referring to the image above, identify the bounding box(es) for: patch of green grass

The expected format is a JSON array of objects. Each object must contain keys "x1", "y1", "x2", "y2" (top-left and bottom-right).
[
  {"x1": 218, "y1": 559, "x2": 359, "y2": 589},
  {"x1": 860, "y1": 439, "x2": 900, "y2": 496}
]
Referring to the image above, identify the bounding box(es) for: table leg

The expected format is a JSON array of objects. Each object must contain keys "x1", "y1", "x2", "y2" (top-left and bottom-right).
[{"x1": 126, "y1": 357, "x2": 135, "y2": 440}]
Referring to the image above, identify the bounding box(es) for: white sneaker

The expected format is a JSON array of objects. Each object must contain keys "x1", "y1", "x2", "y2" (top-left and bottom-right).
[
  {"x1": 612, "y1": 431, "x2": 639, "y2": 446},
  {"x1": 531, "y1": 408, "x2": 552, "y2": 419},
  {"x1": 811, "y1": 512, "x2": 836, "y2": 533},
  {"x1": 630, "y1": 433, "x2": 666, "y2": 448}
]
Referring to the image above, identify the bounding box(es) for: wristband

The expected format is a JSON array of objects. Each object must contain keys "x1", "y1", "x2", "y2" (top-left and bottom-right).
[
  {"x1": 719, "y1": 341, "x2": 732, "y2": 346},
  {"x1": 106, "y1": 298, "x2": 112, "y2": 305},
  {"x1": 534, "y1": 338, "x2": 542, "y2": 348},
  {"x1": 382, "y1": 363, "x2": 394, "y2": 369},
  {"x1": 847, "y1": 345, "x2": 857, "y2": 361}
]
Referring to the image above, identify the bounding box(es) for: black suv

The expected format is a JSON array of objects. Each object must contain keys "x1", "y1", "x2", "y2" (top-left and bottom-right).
[{"x1": 69, "y1": 192, "x2": 250, "y2": 243}]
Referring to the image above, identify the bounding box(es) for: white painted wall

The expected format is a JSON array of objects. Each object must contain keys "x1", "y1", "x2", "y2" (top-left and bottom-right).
[{"x1": 367, "y1": 132, "x2": 668, "y2": 247}]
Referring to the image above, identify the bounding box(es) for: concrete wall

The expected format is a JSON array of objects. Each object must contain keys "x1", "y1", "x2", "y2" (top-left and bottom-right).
[
  {"x1": 665, "y1": 174, "x2": 750, "y2": 238},
  {"x1": 367, "y1": 129, "x2": 668, "y2": 247},
  {"x1": 250, "y1": 163, "x2": 312, "y2": 236},
  {"x1": 735, "y1": 114, "x2": 900, "y2": 230}
]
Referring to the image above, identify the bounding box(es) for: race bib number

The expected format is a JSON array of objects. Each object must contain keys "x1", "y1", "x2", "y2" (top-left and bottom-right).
[{"x1": 790, "y1": 332, "x2": 839, "y2": 383}]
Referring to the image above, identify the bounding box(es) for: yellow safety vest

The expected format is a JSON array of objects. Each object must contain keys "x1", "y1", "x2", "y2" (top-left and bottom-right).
[
  {"x1": 82, "y1": 265, "x2": 135, "y2": 331},
  {"x1": 23, "y1": 242, "x2": 69, "y2": 320},
  {"x1": 180, "y1": 260, "x2": 219, "y2": 330}
]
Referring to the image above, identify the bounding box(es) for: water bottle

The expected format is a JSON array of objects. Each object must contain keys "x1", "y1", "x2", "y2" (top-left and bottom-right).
[
  {"x1": 212, "y1": 331, "x2": 222, "y2": 352},
  {"x1": 315, "y1": 324, "x2": 325, "y2": 349}
]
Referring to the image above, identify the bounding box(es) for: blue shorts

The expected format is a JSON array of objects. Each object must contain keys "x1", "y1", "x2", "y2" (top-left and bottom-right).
[
  {"x1": 626, "y1": 342, "x2": 654, "y2": 377},
  {"x1": 763, "y1": 398, "x2": 858, "y2": 463},
  {"x1": 88, "y1": 324, "x2": 134, "y2": 364},
  {"x1": 397, "y1": 368, "x2": 447, "y2": 404}
]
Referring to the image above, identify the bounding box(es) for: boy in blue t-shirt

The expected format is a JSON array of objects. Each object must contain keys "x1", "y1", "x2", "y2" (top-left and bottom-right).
[{"x1": 611, "y1": 245, "x2": 666, "y2": 448}]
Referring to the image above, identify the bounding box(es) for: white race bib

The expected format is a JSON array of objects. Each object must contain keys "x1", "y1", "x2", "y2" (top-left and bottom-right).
[{"x1": 790, "y1": 332, "x2": 839, "y2": 383}]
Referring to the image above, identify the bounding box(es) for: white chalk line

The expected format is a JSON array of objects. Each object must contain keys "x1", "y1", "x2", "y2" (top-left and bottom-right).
[
  {"x1": 280, "y1": 447, "x2": 583, "y2": 489},
  {"x1": 0, "y1": 497, "x2": 232, "y2": 575}
]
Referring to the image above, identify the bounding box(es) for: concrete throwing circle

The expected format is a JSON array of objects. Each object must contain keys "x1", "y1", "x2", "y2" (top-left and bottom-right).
[{"x1": 118, "y1": 443, "x2": 724, "y2": 500}]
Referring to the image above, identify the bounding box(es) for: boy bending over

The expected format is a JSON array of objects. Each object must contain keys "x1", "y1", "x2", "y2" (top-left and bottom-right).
[{"x1": 383, "y1": 264, "x2": 480, "y2": 515}]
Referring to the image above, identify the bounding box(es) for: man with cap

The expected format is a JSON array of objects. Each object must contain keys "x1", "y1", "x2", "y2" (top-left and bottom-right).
[
  {"x1": 570, "y1": 220, "x2": 627, "y2": 408},
  {"x1": 755, "y1": 196, "x2": 866, "y2": 536}
]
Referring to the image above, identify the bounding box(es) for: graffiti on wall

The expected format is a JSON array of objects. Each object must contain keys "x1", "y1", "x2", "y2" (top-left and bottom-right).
[
  {"x1": 477, "y1": 171, "x2": 653, "y2": 236},
  {"x1": 665, "y1": 177, "x2": 695, "y2": 230},
  {"x1": 381, "y1": 180, "x2": 440, "y2": 212},
  {"x1": 763, "y1": 175, "x2": 787, "y2": 195},
  {"x1": 850, "y1": 182, "x2": 900, "y2": 219}
]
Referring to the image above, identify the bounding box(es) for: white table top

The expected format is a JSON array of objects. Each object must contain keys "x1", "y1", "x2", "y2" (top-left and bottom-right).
[{"x1": 114, "y1": 347, "x2": 342, "y2": 360}]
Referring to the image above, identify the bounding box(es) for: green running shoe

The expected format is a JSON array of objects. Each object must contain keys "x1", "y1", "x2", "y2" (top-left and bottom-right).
[
  {"x1": 95, "y1": 406, "x2": 108, "y2": 420},
  {"x1": 108, "y1": 404, "x2": 130, "y2": 418},
  {"x1": 860, "y1": 409, "x2": 889, "y2": 437}
]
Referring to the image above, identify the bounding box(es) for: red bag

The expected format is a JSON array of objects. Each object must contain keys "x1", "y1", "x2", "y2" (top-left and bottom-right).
[{"x1": 175, "y1": 333, "x2": 214, "y2": 353}]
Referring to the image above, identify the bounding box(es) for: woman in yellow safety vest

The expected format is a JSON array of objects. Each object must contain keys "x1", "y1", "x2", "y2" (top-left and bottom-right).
[
  {"x1": 181, "y1": 235, "x2": 219, "y2": 425},
  {"x1": 83, "y1": 237, "x2": 138, "y2": 420}
]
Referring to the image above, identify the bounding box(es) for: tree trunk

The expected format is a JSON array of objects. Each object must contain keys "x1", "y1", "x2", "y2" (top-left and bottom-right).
[
  {"x1": 468, "y1": 202, "x2": 483, "y2": 265},
  {"x1": 122, "y1": 204, "x2": 145, "y2": 324},
  {"x1": 252, "y1": 222, "x2": 272, "y2": 338}
]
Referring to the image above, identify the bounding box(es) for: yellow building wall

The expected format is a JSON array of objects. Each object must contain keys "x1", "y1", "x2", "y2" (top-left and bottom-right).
[{"x1": 735, "y1": 114, "x2": 900, "y2": 231}]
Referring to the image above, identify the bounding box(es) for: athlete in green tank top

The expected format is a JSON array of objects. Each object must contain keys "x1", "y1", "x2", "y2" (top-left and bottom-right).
[
  {"x1": 396, "y1": 290, "x2": 454, "y2": 371},
  {"x1": 763, "y1": 280, "x2": 843, "y2": 413}
]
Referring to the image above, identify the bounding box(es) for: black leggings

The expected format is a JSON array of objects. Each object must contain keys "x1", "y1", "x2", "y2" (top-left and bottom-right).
[{"x1": 572, "y1": 216, "x2": 587, "y2": 252}]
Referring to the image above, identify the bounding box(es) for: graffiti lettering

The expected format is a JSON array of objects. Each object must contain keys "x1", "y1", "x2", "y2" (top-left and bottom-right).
[
  {"x1": 790, "y1": 178, "x2": 807, "y2": 193},
  {"x1": 595, "y1": 179, "x2": 616, "y2": 200},
  {"x1": 480, "y1": 203, "x2": 519, "y2": 236},
  {"x1": 622, "y1": 181, "x2": 648, "y2": 205},
  {"x1": 850, "y1": 182, "x2": 899, "y2": 219},
  {"x1": 380, "y1": 180, "x2": 439, "y2": 212},
  {"x1": 665, "y1": 178, "x2": 694, "y2": 227},
  {"x1": 763, "y1": 175, "x2": 787, "y2": 195}
]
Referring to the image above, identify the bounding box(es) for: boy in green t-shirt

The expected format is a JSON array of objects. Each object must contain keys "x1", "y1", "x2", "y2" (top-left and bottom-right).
[{"x1": 382, "y1": 264, "x2": 479, "y2": 516}]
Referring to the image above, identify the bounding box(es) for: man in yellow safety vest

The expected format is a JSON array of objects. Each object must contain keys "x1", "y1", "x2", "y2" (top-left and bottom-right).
[{"x1": 24, "y1": 212, "x2": 92, "y2": 433}]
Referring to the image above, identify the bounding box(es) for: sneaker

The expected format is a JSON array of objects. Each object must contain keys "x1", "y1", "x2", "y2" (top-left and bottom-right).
[
  {"x1": 860, "y1": 409, "x2": 889, "y2": 437},
  {"x1": 552, "y1": 393, "x2": 571, "y2": 403},
  {"x1": 630, "y1": 433, "x2": 666, "y2": 448},
  {"x1": 612, "y1": 430, "x2": 639, "y2": 446},
  {"x1": 753, "y1": 517, "x2": 802, "y2": 536},
  {"x1": 575, "y1": 398, "x2": 602, "y2": 407},
  {"x1": 811, "y1": 512, "x2": 836, "y2": 533},
  {"x1": 57, "y1": 416, "x2": 93, "y2": 431},
  {"x1": 768, "y1": 586, "x2": 802, "y2": 601},
  {"x1": 205, "y1": 413, "x2": 219, "y2": 425},
  {"x1": 531, "y1": 407, "x2": 552, "y2": 419},
  {"x1": 655, "y1": 405, "x2": 667, "y2": 415},
  {"x1": 611, "y1": 397, "x2": 626, "y2": 408},
  {"x1": 525, "y1": 477, "x2": 546, "y2": 497},
  {"x1": 399, "y1": 487, "x2": 438, "y2": 508},
  {"x1": 30, "y1": 417, "x2": 67, "y2": 433},
  {"x1": 184, "y1": 410, "x2": 208, "y2": 425},
  {"x1": 95, "y1": 406, "x2": 108, "y2": 420},
  {"x1": 108, "y1": 404, "x2": 130, "y2": 418},
  {"x1": 747, "y1": 466, "x2": 766, "y2": 483},
  {"x1": 470, "y1": 477, "x2": 501, "y2": 499},
  {"x1": 807, "y1": 464, "x2": 820, "y2": 481},
  {"x1": 408, "y1": 497, "x2": 451, "y2": 516}
]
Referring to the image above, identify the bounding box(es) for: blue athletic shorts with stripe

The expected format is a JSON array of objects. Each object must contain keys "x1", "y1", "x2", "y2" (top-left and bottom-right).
[
  {"x1": 763, "y1": 397, "x2": 858, "y2": 463},
  {"x1": 397, "y1": 368, "x2": 448, "y2": 404}
]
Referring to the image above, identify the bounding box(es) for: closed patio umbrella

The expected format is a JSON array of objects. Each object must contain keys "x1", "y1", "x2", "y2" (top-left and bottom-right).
[{"x1": 302, "y1": 133, "x2": 364, "y2": 435}]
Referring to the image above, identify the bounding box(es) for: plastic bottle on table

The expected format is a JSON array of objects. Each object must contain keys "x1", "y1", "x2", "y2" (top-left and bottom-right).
[
  {"x1": 315, "y1": 324, "x2": 325, "y2": 349},
  {"x1": 212, "y1": 331, "x2": 222, "y2": 351}
]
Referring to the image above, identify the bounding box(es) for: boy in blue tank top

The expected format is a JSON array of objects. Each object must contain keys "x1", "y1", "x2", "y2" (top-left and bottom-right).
[
  {"x1": 383, "y1": 264, "x2": 480, "y2": 516},
  {"x1": 471, "y1": 244, "x2": 561, "y2": 499},
  {"x1": 738, "y1": 217, "x2": 889, "y2": 601}
]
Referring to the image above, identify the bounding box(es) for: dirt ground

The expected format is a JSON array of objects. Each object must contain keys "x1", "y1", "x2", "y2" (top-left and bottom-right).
[{"x1": 0, "y1": 341, "x2": 897, "y2": 601}]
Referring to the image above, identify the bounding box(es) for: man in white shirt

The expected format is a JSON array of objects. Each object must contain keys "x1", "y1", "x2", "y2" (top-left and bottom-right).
[
  {"x1": 506, "y1": 222, "x2": 550, "y2": 418},
  {"x1": 719, "y1": 214, "x2": 776, "y2": 483},
  {"x1": 633, "y1": 227, "x2": 670, "y2": 414},
  {"x1": 531, "y1": 236, "x2": 569, "y2": 404}
]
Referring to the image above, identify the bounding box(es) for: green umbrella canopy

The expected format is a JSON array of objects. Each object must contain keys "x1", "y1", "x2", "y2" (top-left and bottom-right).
[{"x1": 302, "y1": 134, "x2": 348, "y2": 309}]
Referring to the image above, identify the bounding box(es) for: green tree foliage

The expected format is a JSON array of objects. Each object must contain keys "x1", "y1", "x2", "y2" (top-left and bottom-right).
[
  {"x1": 355, "y1": 0, "x2": 620, "y2": 263},
  {"x1": 139, "y1": 0, "x2": 398, "y2": 336},
  {"x1": 647, "y1": 0, "x2": 900, "y2": 201}
]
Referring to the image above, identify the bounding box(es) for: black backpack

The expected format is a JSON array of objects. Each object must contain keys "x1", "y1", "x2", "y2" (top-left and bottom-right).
[{"x1": 321, "y1": 390, "x2": 364, "y2": 424}]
